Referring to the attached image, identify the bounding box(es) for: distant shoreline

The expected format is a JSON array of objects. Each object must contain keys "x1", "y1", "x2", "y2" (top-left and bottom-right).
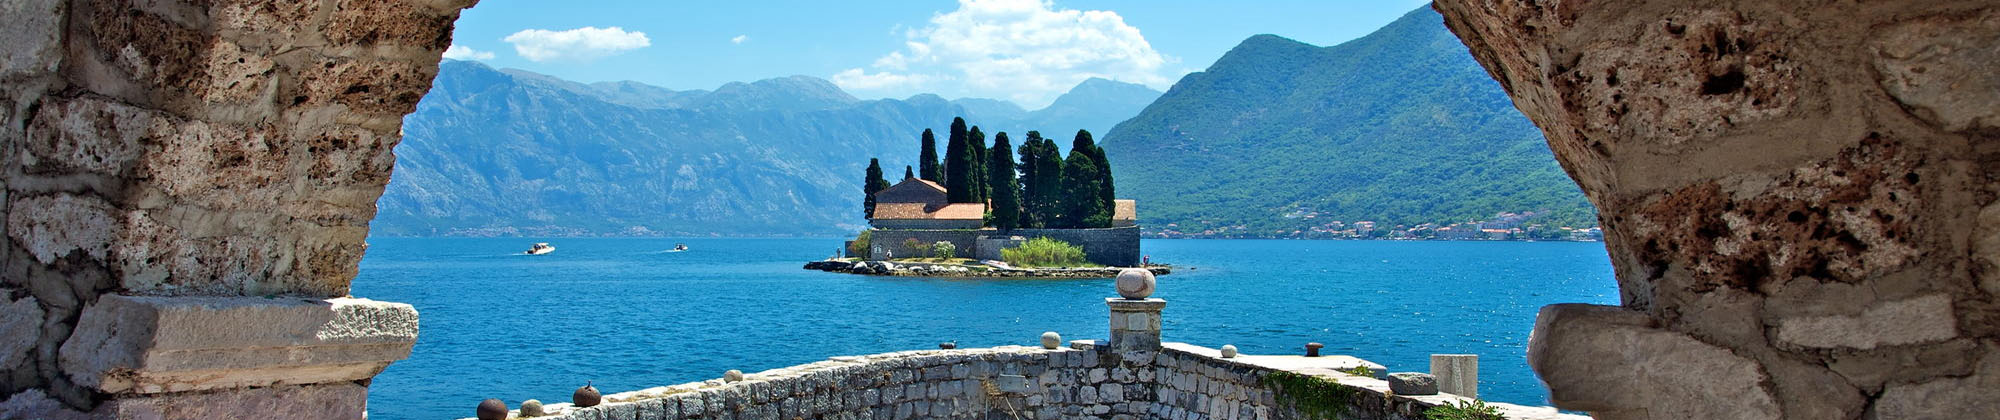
[{"x1": 804, "y1": 259, "x2": 1173, "y2": 279}]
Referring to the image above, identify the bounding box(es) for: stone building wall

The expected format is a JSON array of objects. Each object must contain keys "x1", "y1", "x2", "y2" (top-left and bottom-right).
[
  {"x1": 868, "y1": 227, "x2": 1142, "y2": 267},
  {"x1": 0, "y1": 0, "x2": 473, "y2": 417},
  {"x1": 1432, "y1": 1, "x2": 2000, "y2": 418},
  {"x1": 866, "y1": 229, "x2": 981, "y2": 260},
  {"x1": 1004, "y1": 227, "x2": 1143, "y2": 267}
]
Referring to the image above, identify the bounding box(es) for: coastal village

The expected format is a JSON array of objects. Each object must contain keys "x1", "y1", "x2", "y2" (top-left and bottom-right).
[{"x1": 1149, "y1": 211, "x2": 1604, "y2": 241}]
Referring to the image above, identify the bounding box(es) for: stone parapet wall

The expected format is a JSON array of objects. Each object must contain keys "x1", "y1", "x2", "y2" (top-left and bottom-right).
[{"x1": 466, "y1": 342, "x2": 1582, "y2": 420}]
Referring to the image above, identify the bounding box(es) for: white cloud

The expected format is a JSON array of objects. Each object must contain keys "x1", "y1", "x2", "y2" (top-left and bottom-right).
[
  {"x1": 731, "y1": 35, "x2": 748, "y2": 44},
  {"x1": 830, "y1": 68, "x2": 938, "y2": 91},
  {"x1": 442, "y1": 45, "x2": 496, "y2": 61},
  {"x1": 503, "y1": 26, "x2": 651, "y2": 62},
  {"x1": 835, "y1": 0, "x2": 1173, "y2": 108}
]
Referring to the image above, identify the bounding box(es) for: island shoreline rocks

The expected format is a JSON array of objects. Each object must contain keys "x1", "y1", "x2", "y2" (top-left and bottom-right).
[{"x1": 804, "y1": 260, "x2": 1171, "y2": 278}]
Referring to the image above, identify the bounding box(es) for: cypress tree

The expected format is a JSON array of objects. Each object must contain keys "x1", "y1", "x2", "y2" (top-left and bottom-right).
[
  {"x1": 918, "y1": 129, "x2": 940, "y2": 182},
  {"x1": 1016, "y1": 131, "x2": 1043, "y2": 228},
  {"x1": 944, "y1": 117, "x2": 974, "y2": 203},
  {"x1": 968, "y1": 126, "x2": 988, "y2": 204},
  {"x1": 1074, "y1": 130, "x2": 1117, "y2": 225},
  {"x1": 1060, "y1": 151, "x2": 1105, "y2": 228},
  {"x1": 864, "y1": 158, "x2": 890, "y2": 219},
  {"x1": 904, "y1": 165, "x2": 914, "y2": 180},
  {"x1": 987, "y1": 133, "x2": 1020, "y2": 230},
  {"x1": 1032, "y1": 137, "x2": 1064, "y2": 226}
]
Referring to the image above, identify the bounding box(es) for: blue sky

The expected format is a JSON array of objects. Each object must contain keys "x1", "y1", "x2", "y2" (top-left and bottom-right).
[{"x1": 443, "y1": 0, "x2": 1433, "y2": 108}]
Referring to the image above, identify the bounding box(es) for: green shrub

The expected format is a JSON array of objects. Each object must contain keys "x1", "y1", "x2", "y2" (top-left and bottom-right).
[
  {"x1": 1000, "y1": 237, "x2": 1089, "y2": 267},
  {"x1": 1339, "y1": 366, "x2": 1374, "y2": 378},
  {"x1": 932, "y1": 241, "x2": 957, "y2": 259},
  {"x1": 1425, "y1": 399, "x2": 1505, "y2": 420},
  {"x1": 847, "y1": 230, "x2": 872, "y2": 258},
  {"x1": 902, "y1": 238, "x2": 927, "y2": 258}
]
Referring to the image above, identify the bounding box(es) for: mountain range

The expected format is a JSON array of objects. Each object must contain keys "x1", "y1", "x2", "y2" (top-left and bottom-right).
[
  {"x1": 379, "y1": 5, "x2": 1592, "y2": 239},
  {"x1": 373, "y1": 62, "x2": 1159, "y2": 236},
  {"x1": 1099, "y1": 7, "x2": 1594, "y2": 236}
]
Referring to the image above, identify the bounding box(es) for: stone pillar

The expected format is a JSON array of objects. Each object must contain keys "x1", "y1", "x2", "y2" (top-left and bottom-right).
[
  {"x1": 1107, "y1": 298, "x2": 1165, "y2": 352},
  {"x1": 1430, "y1": 354, "x2": 1478, "y2": 398},
  {"x1": 0, "y1": 0, "x2": 475, "y2": 417}
]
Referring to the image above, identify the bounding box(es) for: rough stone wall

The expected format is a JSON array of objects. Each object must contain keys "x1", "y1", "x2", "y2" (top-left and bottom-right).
[
  {"x1": 869, "y1": 227, "x2": 1142, "y2": 266},
  {"x1": 1432, "y1": 1, "x2": 2000, "y2": 418},
  {"x1": 0, "y1": 0, "x2": 473, "y2": 416},
  {"x1": 477, "y1": 346, "x2": 1130, "y2": 420},
  {"x1": 867, "y1": 229, "x2": 982, "y2": 260},
  {"x1": 1006, "y1": 227, "x2": 1143, "y2": 267}
]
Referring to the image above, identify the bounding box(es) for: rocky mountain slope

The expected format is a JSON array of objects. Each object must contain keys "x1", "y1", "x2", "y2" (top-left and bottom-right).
[{"x1": 1100, "y1": 6, "x2": 1594, "y2": 236}]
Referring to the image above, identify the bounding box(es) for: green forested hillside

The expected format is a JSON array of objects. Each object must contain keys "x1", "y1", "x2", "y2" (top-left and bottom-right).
[{"x1": 1101, "y1": 7, "x2": 1594, "y2": 237}]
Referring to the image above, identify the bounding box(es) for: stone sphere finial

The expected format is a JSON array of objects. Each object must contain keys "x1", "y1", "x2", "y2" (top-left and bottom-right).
[
  {"x1": 519, "y1": 399, "x2": 546, "y2": 417},
  {"x1": 1220, "y1": 344, "x2": 1238, "y2": 358},
  {"x1": 1040, "y1": 331, "x2": 1062, "y2": 349},
  {"x1": 724, "y1": 369, "x2": 745, "y2": 382},
  {"x1": 1115, "y1": 268, "x2": 1156, "y2": 299},
  {"x1": 476, "y1": 398, "x2": 508, "y2": 420},
  {"x1": 573, "y1": 381, "x2": 601, "y2": 407}
]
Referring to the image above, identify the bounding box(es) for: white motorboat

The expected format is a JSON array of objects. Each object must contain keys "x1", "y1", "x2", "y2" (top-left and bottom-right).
[{"x1": 525, "y1": 242, "x2": 555, "y2": 255}]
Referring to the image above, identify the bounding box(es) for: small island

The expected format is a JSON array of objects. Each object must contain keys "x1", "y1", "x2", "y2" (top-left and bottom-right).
[{"x1": 809, "y1": 117, "x2": 1160, "y2": 278}]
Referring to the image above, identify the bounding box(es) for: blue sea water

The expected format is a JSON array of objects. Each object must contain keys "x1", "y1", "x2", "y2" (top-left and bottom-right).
[{"x1": 353, "y1": 238, "x2": 1617, "y2": 419}]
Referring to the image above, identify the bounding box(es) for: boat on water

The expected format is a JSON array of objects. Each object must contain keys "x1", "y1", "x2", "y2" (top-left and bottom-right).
[
  {"x1": 669, "y1": 243, "x2": 689, "y2": 252},
  {"x1": 524, "y1": 242, "x2": 555, "y2": 255}
]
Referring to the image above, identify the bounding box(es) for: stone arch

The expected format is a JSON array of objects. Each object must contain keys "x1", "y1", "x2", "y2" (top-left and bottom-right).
[
  {"x1": 1435, "y1": 1, "x2": 2000, "y2": 418},
  {"x1": 1, "y1": 0, "x2": 478, "y2": 417}
]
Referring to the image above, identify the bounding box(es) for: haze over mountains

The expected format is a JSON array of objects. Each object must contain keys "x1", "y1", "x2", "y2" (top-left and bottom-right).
[
  {"x1": 1100, "y1": 7, "x2": 1593, "y2": 237},
  {"x1": 373, "y1": 61, "x2": 1159, "y2": 236}
]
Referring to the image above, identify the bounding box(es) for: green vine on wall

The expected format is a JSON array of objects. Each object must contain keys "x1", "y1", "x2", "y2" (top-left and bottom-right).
[
  {"x1": 1258, "y1": 371, "x2": 1359, "y2": 420},
  {"x1": 1424, "y1": 399, "x2": 1506, "y2": 420}
]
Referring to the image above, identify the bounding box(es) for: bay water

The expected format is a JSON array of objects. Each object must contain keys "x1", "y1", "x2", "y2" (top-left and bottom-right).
[{"x1": 353, "y1": 238, "x2": 1616, "y2": 419}]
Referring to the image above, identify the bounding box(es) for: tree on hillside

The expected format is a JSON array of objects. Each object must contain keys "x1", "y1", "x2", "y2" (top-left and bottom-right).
[
  {"x1": 968, "y1": 126, "x2": 989, "y2": 204},
  {"x1": 918, "y1": 129, "x2": 940, "y2": 182},
  {"x1": 1060, "y1": 151, "x2": 1106, "y2": 228},
  {"x1": 988, "y1": 133, "x2": 1020, "y2": 230},
  {"x1": 904, "y1": 165, "x2": 914, "y2": 180},
  {"x1": 864, "y1": 158, "x2": 890, "y2": 219},
  {"x1": 945, "y1": 118, "x2": 975, "y2": 203}
]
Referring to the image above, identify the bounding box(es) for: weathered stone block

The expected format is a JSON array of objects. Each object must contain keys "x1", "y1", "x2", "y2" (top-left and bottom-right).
[
  {"x1": 1872, "y1": 9, "x2": 2000, "y2": 134},
  {"x1": 58, "y1": 295, "x2": 418, "y2": 394},
  {"x1": 1774, "y1": 294, "x2": 1958, "y2": 350},
  {"x1": 1527, "y1": 304, "x2": 1778, "y2": 419},
  {"x1": 0, "y1": 293, "x2": 44, "y2": 372},
  {"x1": 1386, "y1": 373, "x2": 1438, "y2": 396},
  {"x1": 97, "y1": 382, "x2": 367, "y2": 419}
]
